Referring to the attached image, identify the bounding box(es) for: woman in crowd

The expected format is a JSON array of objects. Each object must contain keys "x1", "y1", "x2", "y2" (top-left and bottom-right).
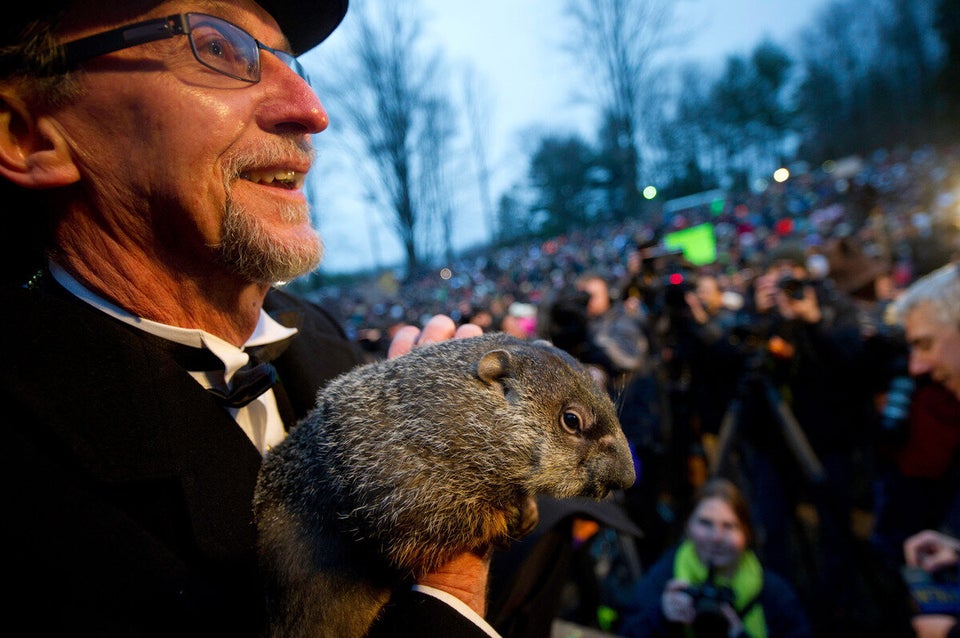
[{"x1": 617, "y1": 478, "x2": 813, "y2": 638}]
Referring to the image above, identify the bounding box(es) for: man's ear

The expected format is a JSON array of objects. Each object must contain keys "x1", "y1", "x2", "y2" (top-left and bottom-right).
[{"x1": 0, "y1": 92, "x2": 80, "y2": 188}]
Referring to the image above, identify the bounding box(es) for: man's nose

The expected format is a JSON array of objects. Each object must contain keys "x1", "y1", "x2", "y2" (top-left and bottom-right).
[
  {"x1": 260, "y1": 53, "x2": 329, "y2": 135},
  {"x1": 909, "y1": 350, "x2": 931, "y2": 376}
]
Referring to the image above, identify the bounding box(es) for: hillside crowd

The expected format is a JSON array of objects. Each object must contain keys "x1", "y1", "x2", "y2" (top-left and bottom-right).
[{"x1": 315, "y1": 145, "x2": 957, "y2": 353}]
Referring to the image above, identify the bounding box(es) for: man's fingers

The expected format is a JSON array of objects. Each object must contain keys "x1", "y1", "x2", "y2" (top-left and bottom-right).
[
  {"x1": 386, "y1": 315, "x2": 482, "y2": 360},
  {"x1": 387, "y1": 325, "x2": 422, "y2": 359},
  {"x1": 416, "y1": 315, "x2": 458, "y2": 346},
  {"x1": 454, "y1": 323, "x2": 483, "y2": 340}
]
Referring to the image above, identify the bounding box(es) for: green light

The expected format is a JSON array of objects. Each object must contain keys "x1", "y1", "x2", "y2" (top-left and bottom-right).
[
  {"x1": 643, "y1": 185, "x2": 657, "y2": 200},
  {"x1": 663, "y1": 223, "x2": 717, "y2": 266}
]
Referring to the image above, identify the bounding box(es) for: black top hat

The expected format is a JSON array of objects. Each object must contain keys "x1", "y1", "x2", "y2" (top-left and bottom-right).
[
  {"x1": 3, "y1": 1, "x2": 348, "y2": 56},
  {"x1": 258, "y1": 0, "x2": 348, "y2": 53}
]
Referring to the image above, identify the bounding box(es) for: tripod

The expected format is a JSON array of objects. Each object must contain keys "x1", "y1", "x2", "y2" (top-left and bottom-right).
[
  {"x1": 705, "y1": 351, "x2": 827, "y2": 611},
  {"x1": 708, "y1": 352, "x2": 827, "y2": 486}
]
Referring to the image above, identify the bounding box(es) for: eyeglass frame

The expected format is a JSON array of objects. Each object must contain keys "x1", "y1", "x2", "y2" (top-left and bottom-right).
[{"x1": 60, "y1": 12, "x2": 310, "y2": 85}]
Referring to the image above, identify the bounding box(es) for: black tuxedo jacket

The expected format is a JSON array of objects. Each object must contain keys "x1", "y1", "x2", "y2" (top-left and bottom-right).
[
  {"x1": 2, "y1": 280, "x2": 362, "y2": 636},
  {"x1": 368, "y1": 589, "x2": 497, "y2": 638}
]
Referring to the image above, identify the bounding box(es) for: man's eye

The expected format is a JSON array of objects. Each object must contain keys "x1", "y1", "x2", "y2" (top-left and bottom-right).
[
  {"x1": 198, "y1": 37, "x2": 234, "y2": 60},
  {"x1": 207, "y1": 39, "x2": 226, "y2": 58}
]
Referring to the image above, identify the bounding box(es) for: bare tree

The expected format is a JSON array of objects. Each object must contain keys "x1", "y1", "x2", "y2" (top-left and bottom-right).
[
  {"x1": 655, "y1": 63, "x2": 721, "y2": 194},
  {"x1": 318, "y1": 0, "x2": 456, "y2": 276},
  {"x1": 418, "y1": 95, "x2": 458, "y2": 265},
  {"x1": 563, "y1": 0, "x2": 677, "y2": 219},
  {"x1": 461, "y1": 66, "x2": 497, "y2": 241}
]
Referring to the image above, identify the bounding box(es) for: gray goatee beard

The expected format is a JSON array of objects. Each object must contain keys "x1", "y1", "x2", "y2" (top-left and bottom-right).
[{"x1": 216, "y1": 197, "x2": 324, "y2": 285}]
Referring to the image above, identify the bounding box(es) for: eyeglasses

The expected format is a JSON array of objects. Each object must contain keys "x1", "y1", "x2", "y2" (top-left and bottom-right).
[{"x1": 61, "y1": 13, "x2": 310, "y2": 86}]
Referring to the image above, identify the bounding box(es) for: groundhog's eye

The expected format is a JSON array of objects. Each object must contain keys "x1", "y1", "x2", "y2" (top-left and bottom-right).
[{"x1": 561, "y1": 410, "x2": 583, "y2": 434}]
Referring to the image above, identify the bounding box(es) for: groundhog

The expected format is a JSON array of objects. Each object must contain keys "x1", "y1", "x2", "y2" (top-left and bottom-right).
[{"x1": 253, "y1": 332, "x2": 636, "y2": 638}]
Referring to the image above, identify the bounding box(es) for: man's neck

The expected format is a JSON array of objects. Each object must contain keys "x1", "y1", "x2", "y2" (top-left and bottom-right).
[{"x1": 54, "y1": 253, "x2": 269, "y2": 347}]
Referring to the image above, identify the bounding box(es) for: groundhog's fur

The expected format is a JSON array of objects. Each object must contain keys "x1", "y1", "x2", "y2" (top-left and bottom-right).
[{"x1": 253, "y1": 332, "x2": 636, "y2": 638}]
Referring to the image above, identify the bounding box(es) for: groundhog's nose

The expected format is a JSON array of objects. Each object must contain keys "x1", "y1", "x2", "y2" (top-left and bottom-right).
[
  {"x1": 615, "y1": 451, "x2": 637, "y2": 490},
  {"x1": 588, "y1": 435, "x2": 636, "y2": 495},
  {"x1": 611, "y1": 435, "x2": 637, "y2": 490}
]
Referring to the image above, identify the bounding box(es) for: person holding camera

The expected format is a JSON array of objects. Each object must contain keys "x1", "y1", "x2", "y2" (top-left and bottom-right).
[
  {"x1": 719, "y1": 241, "x2": 872, "y2": 635},
  {"x1": 617, "y1": 478, "x2": 812, "y2": 638},
  {"x1": 902, "y1": 529, "x2": 960, "y2": 638}
]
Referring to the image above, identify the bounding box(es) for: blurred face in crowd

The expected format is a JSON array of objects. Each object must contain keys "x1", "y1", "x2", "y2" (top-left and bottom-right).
[
  {"x1": 499, "y1": 314, "x2": 527, "y2": 339},
  {"x1": 580, "y1": 277, "x2": 611, "y2": 317},
  {"x1": 687, "y1": 496, "x2": 747, "y2": 574},
  {"x1": 695, "y1": 275, "x2": 724, "y2": 314},
  {"x1": 48, "y1": 0, "x2": 329, "y2": 284},
  {"x1": 903, "y1": 301, "x2": 960, "y2": 401}
]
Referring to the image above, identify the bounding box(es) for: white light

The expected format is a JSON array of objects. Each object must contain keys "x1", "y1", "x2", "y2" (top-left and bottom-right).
[{"x1": 773, "y1": 168, "x2": 790, "y2": 183}]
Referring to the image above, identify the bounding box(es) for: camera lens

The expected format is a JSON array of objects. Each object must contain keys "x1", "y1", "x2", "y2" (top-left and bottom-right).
[{"x1": 778, "y1": 275, "x2": 806, "y2": 300}]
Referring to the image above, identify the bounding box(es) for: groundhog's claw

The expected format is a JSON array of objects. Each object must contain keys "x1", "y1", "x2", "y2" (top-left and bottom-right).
[{"x1": 512, "y1": 495, "x2": 540, "y2": 539}]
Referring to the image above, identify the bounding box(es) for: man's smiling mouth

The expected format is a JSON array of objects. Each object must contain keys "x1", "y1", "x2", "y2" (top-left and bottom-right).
[{"x1": 239, "y1": 169, "x2": 304, "y2": 190}]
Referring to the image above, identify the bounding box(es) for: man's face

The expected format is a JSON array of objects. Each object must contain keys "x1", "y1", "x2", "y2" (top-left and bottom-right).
[
  {"x1": 51, "y1": 0, "x2": 329, "y2": 284},
  {"x1": 904, "y1": 302, "x2": 960, "y2": 401}
]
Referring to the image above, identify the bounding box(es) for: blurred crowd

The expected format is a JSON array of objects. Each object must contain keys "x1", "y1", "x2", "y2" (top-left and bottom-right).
[
  {"x1": 314, "y1": 145, "x2": 957, "y2": 350},
  {"x1": 308, "y1": 144, "x2": 960, "y2": 637}
]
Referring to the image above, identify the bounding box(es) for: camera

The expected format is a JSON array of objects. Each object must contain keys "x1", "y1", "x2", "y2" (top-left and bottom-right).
[
  {"x1": 686, "y1": 579, "x2": 736, "y2": 616},
  {"x1": 777, "y1": 274, "x2": 809, "y2": 300},
  {"x1": 683, "y1": 568, "x2": 736, "y2": 635}
]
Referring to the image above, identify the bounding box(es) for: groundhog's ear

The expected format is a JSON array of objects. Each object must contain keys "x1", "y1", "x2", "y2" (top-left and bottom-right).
[{"x1": 477, "y1": 349, "x2": 512, "y2": 384}]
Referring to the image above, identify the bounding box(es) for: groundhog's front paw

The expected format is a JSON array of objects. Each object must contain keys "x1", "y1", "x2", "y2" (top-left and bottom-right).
[
  {"x1": 506, "y1": 495, "x2": 540, "y2": 541},
  {"x1": 491, "y1": 496, "x2": 539, "y2": 551}
]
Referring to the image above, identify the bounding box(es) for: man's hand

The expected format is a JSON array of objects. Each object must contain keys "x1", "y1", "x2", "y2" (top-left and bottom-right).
[
  {"x1": 905, "y1": 529, "x2": 960, "y2": 572},
  {"x1": 387, "y1": 315, "x2": 483, "y2": 359},
  {"x1": 753, "y1": 272, "x2": 779, "y2": 314},
  {"x1": 912, "y1": 614, "x2": 958, "y2": 638},
  {"x1": 777, "y1": 285, "x2": 822, "y2": 324}
]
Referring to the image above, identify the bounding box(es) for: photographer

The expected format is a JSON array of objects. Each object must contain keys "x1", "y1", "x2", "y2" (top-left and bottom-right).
[
  {"x1": 618, "y1": 478, "x2": 812, "y2": 638},
  {"x1": 903, "y1": 529, "x2": 960, "y2": 638},
  {"x1": 540, "y1": 272, "x2": 651, "y2": 413},
  {"x1": 718, "y1": 241, "x2": 871, "y2": 635},
  {"x1": 683, "y1": 272, "x2": 745, "y2": 438}
]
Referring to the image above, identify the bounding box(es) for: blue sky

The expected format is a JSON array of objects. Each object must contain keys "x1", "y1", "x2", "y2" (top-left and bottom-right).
[{"x1": 303, "y1": 0, "x2": 831, "y2": 273}]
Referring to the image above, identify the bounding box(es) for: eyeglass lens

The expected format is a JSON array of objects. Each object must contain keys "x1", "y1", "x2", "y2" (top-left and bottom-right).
[
  {"x1": 186, "y1": 14, "x2": 311, "y2": 85},
  {"x1": 188, "y1": 14, "x2": 260, "y2": 82}
]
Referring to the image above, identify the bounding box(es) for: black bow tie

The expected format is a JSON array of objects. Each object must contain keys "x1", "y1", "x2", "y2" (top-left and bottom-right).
[
  {"x1": 161, "y1": 338, "x2": 293, "y2": 409},
  {"x1": 205, "y1": 358, "x2": 279, "y2": 409}
]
